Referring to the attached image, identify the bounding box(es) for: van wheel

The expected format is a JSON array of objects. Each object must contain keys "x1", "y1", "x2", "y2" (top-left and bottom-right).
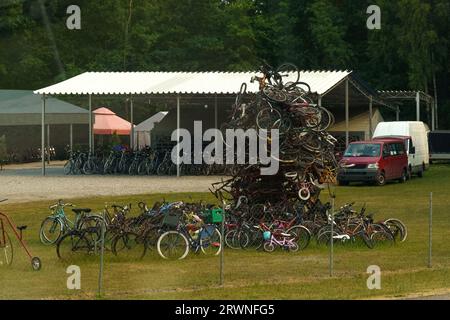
[
  {"x1": 399, "y1": 169, "x2": 407, "y2": 183},
  {"x1": 418, "y1": 165, "x2": 424, "y2": 178},
  {"x1": 375, "y1": 171, "x2": 386, "y2": 186}
]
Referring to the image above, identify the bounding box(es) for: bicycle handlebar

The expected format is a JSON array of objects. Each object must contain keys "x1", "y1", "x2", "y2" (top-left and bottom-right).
[{"x1": 49, "y1": 202, "x2": 74, "y2": 210}]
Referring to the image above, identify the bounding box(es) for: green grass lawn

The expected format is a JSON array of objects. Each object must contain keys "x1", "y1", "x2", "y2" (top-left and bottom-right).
[{"x1": 1, "y1": 165, "x2": 450, "y2": 300}]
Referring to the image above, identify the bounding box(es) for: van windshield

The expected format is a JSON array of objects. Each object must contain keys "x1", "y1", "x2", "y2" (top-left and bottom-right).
[{"x1": 344, "y1": 143, "x2": 381, "y2": 157}]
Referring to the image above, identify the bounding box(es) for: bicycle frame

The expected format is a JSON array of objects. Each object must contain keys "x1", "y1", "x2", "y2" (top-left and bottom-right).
[
  {"x1": 267, "y1": 233, "x2": 296, "y2": 249},
  {"x1": 0, "y1": 211, "x2": 35, "y2": 262}
]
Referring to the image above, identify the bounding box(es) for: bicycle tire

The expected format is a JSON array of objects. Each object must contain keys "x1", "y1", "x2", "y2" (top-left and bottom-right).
[
  {"x1": 0, "y1": 232, "x2": 13, "y2": 266},
  {"x1": 63, "y1": 161, "x2": 72, "y2": 175},
  {"x1": 225, "y1": 230, "x2": 239, "y2": 249},
  {"x1": 287, "y1": 225, "x2": 311, "y2": 250},
  {"x1": 56, "y1": 232, "x2": 92, "y2": 262},
  {"x1": 112, "y1": 232, "x2": 146, "y2": 260},
  {"x1": 263, "y1": 242, "x2": 276, "y2": 252},
  {"x1": 39, "y1": 217, "x2": 64, "y2": 245},
  {"x1": 137, "y1": 161, "x2": 148, "y2": 175},
  {"x1": 82, "y1": 160, "x2": 95, "y2": 175},
  {"x1": 276, "y1": 63, "x2": 300, "y2": 85},
  {"x1": 370, "y1": 230, "x2": 394, "y2": 248},
  {"x1": 157, "y1": 231, "x2": 189, "y2": 260},
  {"x1": 384, "y1": 218, "x2": 407, "y2": 242},
  {"x1": 199, "y1": 226, "x2": 222, "y2": 256},
  {"x1": 262, "y1": 86, "x2": 287, "y2": 103}
]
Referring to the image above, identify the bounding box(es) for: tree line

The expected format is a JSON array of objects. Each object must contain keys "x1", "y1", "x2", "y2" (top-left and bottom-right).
[{"x1": 0, "y1": 0, "x2": 448, "y2": 127}]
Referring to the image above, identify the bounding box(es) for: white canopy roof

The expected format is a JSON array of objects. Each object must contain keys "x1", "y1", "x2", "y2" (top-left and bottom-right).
[{"x1": 34, "y1": 71, "x2": 352, "y2": 96}]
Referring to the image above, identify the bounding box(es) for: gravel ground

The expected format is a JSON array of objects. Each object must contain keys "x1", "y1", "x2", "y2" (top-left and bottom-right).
[{"x1": 0, "y1": 165, "x2": 223, "y2": 203}]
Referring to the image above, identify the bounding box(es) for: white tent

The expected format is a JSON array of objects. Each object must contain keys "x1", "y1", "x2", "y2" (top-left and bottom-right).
[{"x1": 134, "y1": 111, "x2": 168, "y2": 149}]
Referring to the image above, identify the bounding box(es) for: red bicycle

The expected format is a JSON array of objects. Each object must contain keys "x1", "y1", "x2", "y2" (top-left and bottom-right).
[{"x1": 0, "y1": 199, "x2": 41, "y2": 270}]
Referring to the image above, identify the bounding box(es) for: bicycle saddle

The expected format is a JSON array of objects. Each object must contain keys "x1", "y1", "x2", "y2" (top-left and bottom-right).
[
  {"x1": 17, "y1": 225, "x2": 27, "y2": 231},
  {"x1": 72, "y1": 208, "x2": 91, "y2": 214}
]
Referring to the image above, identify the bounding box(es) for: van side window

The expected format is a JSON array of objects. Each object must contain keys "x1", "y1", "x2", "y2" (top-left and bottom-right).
[
  {"x1": 383, "y1": 144, "x2": 390, "y2": 157},
  {"x1": 409, "y1": 139, "x2": 415, "y2": 154},
  {"x1": 396, "y1": 143, "x2": 405, "y2": 155}
]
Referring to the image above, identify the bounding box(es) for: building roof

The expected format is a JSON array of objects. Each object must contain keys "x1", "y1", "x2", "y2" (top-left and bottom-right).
[
  {"x1": 34, "y1": 70, "x2": 352, "y2": 96},
  {"x1": 0, "y1": 90, "x2": 88, "y2": 126}
]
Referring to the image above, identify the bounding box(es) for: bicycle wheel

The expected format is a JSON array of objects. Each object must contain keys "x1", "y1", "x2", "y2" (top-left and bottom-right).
[
  {"x1": 384, "y1": 218, "x2": 407, "y2": 242},
  {"x1": 370, "y1": 230, "x2": 394, "y2": 248},
  {"x1": 200, "y1": 226, "x2": 222, "y2": 256},
  {"x1": 143, "y1": 228, "x2": 161, "y2": 251},
  {"x1": 79, "y1": 216, "x2": 104, "y2": 246},
  {"x1": 262, "y1": 86, "x2": 287, "y2": 103},
  {"x1": 289, "y1": 242, "x2": 299, "y2": 252},
  {"x1": 287, "y1": 225, "x2": 311, "y2": 250},
  {"x1": 128, "y1": 161, "x2": 138, "y2": 175},
  {"x1": 112, "y1": 232, "x2": 146, "y2": 260},
  {"x1": 225, "y1": 230, "x2": 241, "y2": 249},
  {"x1": 103, "y1": 228, "x2": 119, "y2": 251},
  {"x1": 157, "y1": 231, "x2": 189, "y2": 260},
  {"x1": 263, "y1": 241, "x2": 276, "y2": 252},
  {"x1": 57, "y1": 232, "x2": 92, "y2": 262},
  {"x1": 316, "y1": 230, "x2": 340, "y2": 246},
  {"x1": 82, "y1": 160, "x2": 95, "y2": 175},
  {"x1": 0, "y1": 232, "x2": 13, "y2": 266},
  {"x1": 243, "y1": 228, "x2": 264, "y2": 250},
  {"x1": 63, "y1": 161, "x2": 72, "y2": 175},
  {"x1": 40, "y1": 217, "x2": 63, "y2": 245},
  {"x1": 137, "y1": 161, "x2": 148, "y2": 175},
  {"x1": 276, "y1": 63, "x2": 300, "y2": 85},
  {"x1": 156, "y1": 162, "x2": 168, "y2": 176}
]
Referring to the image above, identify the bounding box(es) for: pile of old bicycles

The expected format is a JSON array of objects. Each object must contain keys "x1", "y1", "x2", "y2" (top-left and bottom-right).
[{"x1": 213, "y1": 62, "x2": 338, "y2": 207}]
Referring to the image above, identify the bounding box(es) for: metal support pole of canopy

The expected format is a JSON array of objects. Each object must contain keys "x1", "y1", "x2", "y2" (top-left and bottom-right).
[
  {"x1": 177, "y1": 96, "x2": 180, "y2": 177},
  {"x1": 368, "y1": 96, "x2": 373, "y2": 139},
  {"x1": 89, "y1": 94, "x2": 93, "y2": 153},
  {"x1": 69, "y1": 124, "x2": 73, "y2": 153},
  {"x1": 416, "y1": 92, "x2": 421, "y2": 121},
  {"x1": 345, "y1": 79, "x2": 349, "y2": 147},
  {"x1": 41, "y1": 95, "x2": 46, "y2": 176},
  {"x1": 214, "y1": 94, "x2": 218, "y2": 129},
  {"x1": 130, "y1": 96, "x2": 134, "y2": 150}
]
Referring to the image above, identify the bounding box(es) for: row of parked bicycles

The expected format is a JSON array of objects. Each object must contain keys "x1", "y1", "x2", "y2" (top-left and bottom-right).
[
  {"x1": 63, "y1": 147, "x2": 235, "y2": 176},
  {"x1": 223, "y1": 197, "x2": 406, "y2": 252},
  {"x1": 38, "y1": 196, "x2": 406, "y2": 262},
  {"x1": 39, "y1": 199, "x2": 223, "y2": 261}
]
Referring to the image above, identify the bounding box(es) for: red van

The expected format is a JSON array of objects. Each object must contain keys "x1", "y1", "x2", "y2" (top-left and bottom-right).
[{"x1": 338, "y1": 137, "x2": 409, "y2": 186}]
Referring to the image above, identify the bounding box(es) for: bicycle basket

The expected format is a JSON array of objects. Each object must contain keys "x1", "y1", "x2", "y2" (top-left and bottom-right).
[
  {"x1": 162, "y1": 210, "x2": 182, "y2": 228},
  {"x1": 203, "y1": 208, "x2": 224, "y2": 224}
]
